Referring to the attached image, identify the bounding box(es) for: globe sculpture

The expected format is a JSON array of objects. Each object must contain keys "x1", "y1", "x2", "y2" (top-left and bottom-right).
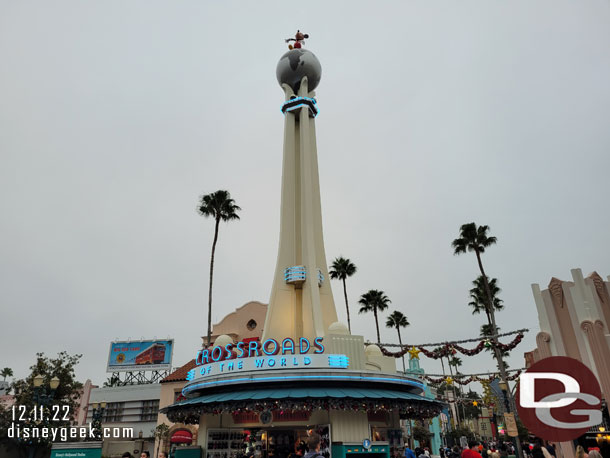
[{"x1": 276, "y1": 48, "x2": 321, "y2": 93}]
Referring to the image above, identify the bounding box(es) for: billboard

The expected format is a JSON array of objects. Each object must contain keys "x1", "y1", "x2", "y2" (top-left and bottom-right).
[{"x1": 107, "y1": 339, "x2": 173, "y2": 372}]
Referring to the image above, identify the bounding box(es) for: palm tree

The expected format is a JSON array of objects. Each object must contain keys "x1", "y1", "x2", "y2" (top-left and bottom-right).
[
  {"x1": 468, "y1": 275, "x2": 503, "y2": 324},
  {"x1": 358, "y1": 290, "x2": 390, "y2": 343},
  {"x1": 329, "y1": 257, "x2": 357, "y2": 332},
  {"x1": 449, "y1": 356, "x2": 464, "y2": 388},
  {"x1": 198, "y1": 190, "x2": 241, "y2": 348},
  {"x1": 448, "y1": 356, "x2": 467, "y2": 423},
  {"x1": 480, "y1": 323, "x2": 497, "y2": 337},
  {"x1": 448, "y1": 356, "x2": 462, "y2": 370},
  {"x1": 1, "y1": 367, "x2": 13, "y2": 382},
  {"x1": 385, "y1": 311, "x2": 410, "y2": 372},
  {"x1": 452, "y1": 223, "x2": 522, "y2": 457},
  {"x1": 480, "y1": 324, "x2": 510, "y2": 370},
  {"x1": 451, "y1": 223, "x2": 507, "y2": 377},
  {"x1": 103, "y1": 374, "x2": 121, "y2": 387}
]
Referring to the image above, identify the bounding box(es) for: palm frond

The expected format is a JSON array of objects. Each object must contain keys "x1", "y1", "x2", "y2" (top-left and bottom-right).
[
  {"x1": 468, "y1": 275, "x2": 504, "y2": 314},
  {"x1": 329, "y1": 257, "x2": 357, "y2": 280},
  {"x1": 453, "y1": 222, "x2": 499, "y2": 258},
  {"x1": 385, "y1": 310, "x2": 409, "y2": 328},
  {"x1": 198, "y1": 190, "x2": 241, "y2": 221},
  {"x1": 358, "y1": 289, "x2": 390, "y2": 313}
]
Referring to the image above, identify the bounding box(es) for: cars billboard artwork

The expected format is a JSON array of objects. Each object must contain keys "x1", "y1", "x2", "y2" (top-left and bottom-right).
[{"x1": 107, "y1": 339, "x2": 173, "y2": 372}]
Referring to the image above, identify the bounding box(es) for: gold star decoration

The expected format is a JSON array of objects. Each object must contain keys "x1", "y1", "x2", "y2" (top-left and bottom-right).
[
  {"x1": 408, "y1": 346, "x2": 421, "y2": 360},
  {"x1": 446, "y1": 376, "x2": 454, "y2": 385},
  {"x1": 472, "y1": 401, "x2": 478, "y2": 406}
]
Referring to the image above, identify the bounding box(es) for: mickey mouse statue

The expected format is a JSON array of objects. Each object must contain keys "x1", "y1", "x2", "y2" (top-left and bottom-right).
[{"x1": 285, "y1": 30, "x2": 309, "y2": 49}]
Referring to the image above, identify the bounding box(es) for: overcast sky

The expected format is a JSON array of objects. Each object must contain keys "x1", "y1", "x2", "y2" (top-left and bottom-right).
[{"x1": 1, "y1": 1, "x2": 609, "y2": 389}]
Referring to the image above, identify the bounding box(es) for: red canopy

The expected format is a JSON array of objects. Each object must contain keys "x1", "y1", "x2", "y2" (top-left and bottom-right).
[{"x1": 170, "y1": 430, "x2": 193, "y2": 443}]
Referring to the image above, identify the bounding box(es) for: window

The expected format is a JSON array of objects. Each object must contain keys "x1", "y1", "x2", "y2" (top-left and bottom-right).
[
  {"x1": 141, "y1": 400, "x2": 159, "y2": 421},
  {"x1": 246, "y1": 319, "x2": 257, "y2": 330},
  {"x1": 103, "y1": 402, "x2": 124, "y2": 422}
]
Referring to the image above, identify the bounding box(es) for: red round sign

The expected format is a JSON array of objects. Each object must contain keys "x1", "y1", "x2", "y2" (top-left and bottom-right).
[{"x1": 516, "y1": 356, "x2": 602, "y2": 442}]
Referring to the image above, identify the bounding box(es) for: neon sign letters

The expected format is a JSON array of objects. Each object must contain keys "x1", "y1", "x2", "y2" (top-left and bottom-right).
[
  {"x1": 195, "y1": 337, "x2": 325, "y2": 366},
  {"x1": 186, "y1": 353, "x2": 349, "y2": 382}
]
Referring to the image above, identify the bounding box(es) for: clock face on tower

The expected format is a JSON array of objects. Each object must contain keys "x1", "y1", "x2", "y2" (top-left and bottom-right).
[{"x1": 259, "y1": 410, "x2": 272, "y2": 425}]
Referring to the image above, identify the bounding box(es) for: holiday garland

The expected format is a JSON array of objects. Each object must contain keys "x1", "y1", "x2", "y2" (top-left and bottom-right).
[
  {"x1": 378, "y1": 332, "x2": 524, "y2": 360},
  {"x1": 445, "y1": 398, "x2": 483, "y2": 405},
  {"x1": 371, "y1": 328, "x2": 528, "y2": 348},
  {"x1": 422, "y1": 370, "x2": 522, "y2": 385},
  {"x1": 165, "y1": 397, "x2": 442, "y2": 425}
]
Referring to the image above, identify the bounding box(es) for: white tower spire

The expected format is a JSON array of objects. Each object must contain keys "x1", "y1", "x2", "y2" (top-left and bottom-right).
[{"x1": 262, "y1": 45, "x2": 339, "y2": 342}]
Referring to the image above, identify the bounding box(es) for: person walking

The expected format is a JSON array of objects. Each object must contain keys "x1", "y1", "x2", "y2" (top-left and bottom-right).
[
  {"x1": 574, "y1": 445, "x2": 588, "y2": 458},
  {"x1": 531, "y1": 444, "x2": 545, "y2": 458},
  {"x1": 303, "y1": 434, "x2": 325, "y2": 458},
  {"x1": 461, "y1": 442, "x2": 482, "y2": 458},
  {"x1": 404, "y1": 446, "x2": 417, "y2": 458},
  {"x1": 449, "y1": 446, "x2": 461, "y2": 458},
  {"x1": 289, "y1": 441, "x2": 308, "y2": 458}
]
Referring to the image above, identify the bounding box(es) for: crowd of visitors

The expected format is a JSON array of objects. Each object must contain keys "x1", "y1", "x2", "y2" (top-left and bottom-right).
[{"x1": 403, "y1": 439, "x2": 608, "y2": 458}]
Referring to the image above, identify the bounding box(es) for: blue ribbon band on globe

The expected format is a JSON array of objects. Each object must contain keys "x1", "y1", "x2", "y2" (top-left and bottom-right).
[{"x1": 281, "y1": 97, "x2": 318, "y2": 117}]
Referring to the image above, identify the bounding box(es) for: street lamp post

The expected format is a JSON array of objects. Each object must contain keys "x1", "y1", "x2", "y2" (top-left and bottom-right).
[
  {"x1": 139, "y1": 430, "x2": 145, "y2": 456},
  {"x1": 29, "y1": 375, "x2": 61, "y2": 458},
  {"x1": 499, "y1": 381, "x2": 520, "y2": 456},
  {"x1": 91, "y1": 401, "x2": 106, "y2": 440},
  {"x1": 32, "y1": 375, "x2": 60, "y2": 404}
]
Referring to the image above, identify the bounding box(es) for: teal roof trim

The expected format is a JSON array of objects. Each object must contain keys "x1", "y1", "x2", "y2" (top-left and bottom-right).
[{"x1": 174, "y1": 387, "x2": 436, "y2": 407}]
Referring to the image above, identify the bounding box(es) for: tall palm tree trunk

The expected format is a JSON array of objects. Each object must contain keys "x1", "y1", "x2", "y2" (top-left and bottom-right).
[
  {"x1": 397, "y1": 327, "x2": 406, "y2": 372},
  {"x1": 475, "y1": 251, "x2": 524, "y2": 458},
  {"x1": 342, "y1": 278, "x2": 351, "y2": 332},
  {"x1": 475, "y1": 252, "x2": 509, "y2": 389},
  {"x1": 447, "y1": 358, "x2": 460, "y2": 426},
  {"x1": 451, "y1": 361, "x2": 468, "y2": 427},
  {"x1": 485, "y1": 310, "x2": 492, "y2": 328},
  {"x1": 439, "y1": 357, "x2": 454, "y2": 427},
  {"x1": 206, "y1": 217, "x2": 220, "y2": 348},
  {"x1": 374, "y1": 307, "x2": 380, "y2": 343}
]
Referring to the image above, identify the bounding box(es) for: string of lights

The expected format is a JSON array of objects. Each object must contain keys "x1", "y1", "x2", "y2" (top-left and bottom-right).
[
  {"x1": 423, "y1": 368, "x2": 525, "y2": 378},
  {"x1": 366, "y1": 328, "x2": 529, "y2": 348}
]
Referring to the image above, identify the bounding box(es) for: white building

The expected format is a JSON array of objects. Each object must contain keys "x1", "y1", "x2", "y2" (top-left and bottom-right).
[{"x1": 87, "y1": 383, "x2": 162, "y2": 457}]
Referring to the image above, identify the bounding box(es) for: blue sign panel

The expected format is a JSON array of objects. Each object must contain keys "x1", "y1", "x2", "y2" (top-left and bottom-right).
[
  {"x1": 107, "y1": 339, "x2": 173, "y2": 372},
  {"x1": 328, "y1": 354, "x2": 349, "y2": 368}
]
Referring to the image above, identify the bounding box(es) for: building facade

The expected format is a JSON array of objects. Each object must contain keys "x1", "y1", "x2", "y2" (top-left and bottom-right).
[
  {"x1": 526, "y1": 268, "x2": 610, "y2": 456},
  {"x1": 87, "y1": 383, "x2": 162, "y2": 457},
  {"x1": 527, "y1": 268, "x2": 610, "y2": 397},
  {"x1": 75, "y1": 379, "x2": 97, "y2": 426},
  {"x1": 202, "y1": 301, "x2": 268, "y2": 347}
]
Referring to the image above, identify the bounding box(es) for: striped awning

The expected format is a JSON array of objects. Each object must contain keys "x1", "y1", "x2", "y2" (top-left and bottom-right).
[{"x1": 170, "y1": 430, "x2": 193, "y2": 443}]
